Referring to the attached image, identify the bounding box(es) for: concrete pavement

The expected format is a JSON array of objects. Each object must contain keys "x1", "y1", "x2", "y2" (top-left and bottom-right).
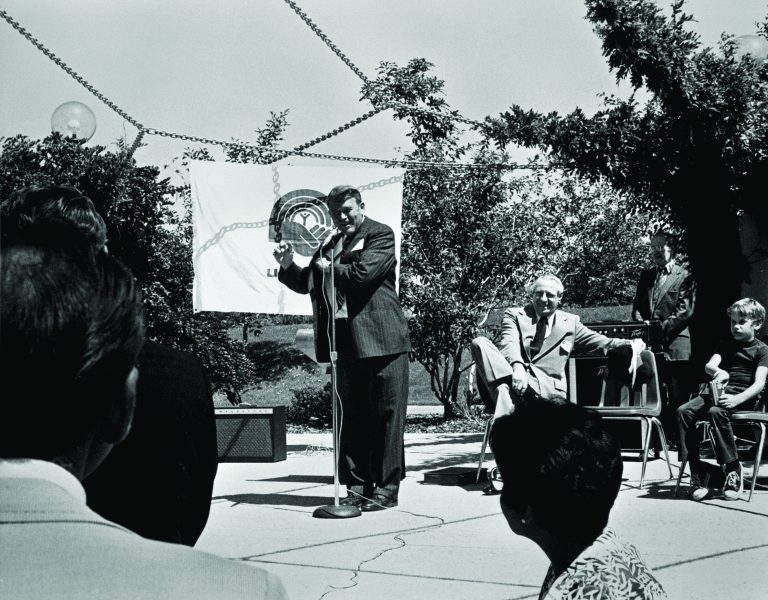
[{"x1": 196, "y1": 432, "x2": 768, "y2": 600}]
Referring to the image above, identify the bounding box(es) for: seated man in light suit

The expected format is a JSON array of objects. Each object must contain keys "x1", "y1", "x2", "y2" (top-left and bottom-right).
[
  {"x1": 472, "y1": 274, "x2": 646, "y2": 417},
  {"x1": 0, "y1": 221, "x2": 287, "y2": 600}
]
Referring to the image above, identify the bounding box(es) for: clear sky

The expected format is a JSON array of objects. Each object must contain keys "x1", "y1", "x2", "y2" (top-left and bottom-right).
[{"x1": 2, "y1": 1, "x2": 766, "y2": 172}]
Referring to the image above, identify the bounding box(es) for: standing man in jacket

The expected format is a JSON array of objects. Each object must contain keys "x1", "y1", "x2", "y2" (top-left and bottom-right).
[
  {"x1": 273, "y1": 185, "x2": 411, "y2": 511},
  {"x1": 632, "y1": 230, "x2": 696, "y2": 442}
]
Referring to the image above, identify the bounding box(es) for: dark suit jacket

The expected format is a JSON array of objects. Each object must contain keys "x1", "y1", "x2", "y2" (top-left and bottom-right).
[
  {"x1": 499, "y1": 306, "x2": 626, "y2": 401},
  {"x1": 632, "y1": 263, "x2": 695, "y2": 360},
  {"x1": 83, "y1": 341, "x2": 218, "y2": 546},
  {"x1": 278, "y1": 216, "x2": 411, "y2": 361}
]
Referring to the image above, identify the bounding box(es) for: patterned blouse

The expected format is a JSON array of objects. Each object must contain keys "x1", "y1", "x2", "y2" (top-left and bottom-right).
[{"x1": 538, "y1": 528, "x2": 667, "y2": 600}]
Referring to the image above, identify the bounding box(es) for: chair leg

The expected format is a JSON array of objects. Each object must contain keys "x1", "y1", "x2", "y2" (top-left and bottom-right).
[
  {"x1": 747, "y1": 423, "x2": 766, "y2": 502},
  {"x1": 639, "y1": 417, "x2": 653, "y2": 489},
  {"x1": 651, "y1": 416, "x2": 673, "y2": 480},
  {"x1": 675, "y1": 456, "x2": 687, "y2": 497},
  {"x1": 476, "y1": 416, "x2": 493, "y2": 483}
]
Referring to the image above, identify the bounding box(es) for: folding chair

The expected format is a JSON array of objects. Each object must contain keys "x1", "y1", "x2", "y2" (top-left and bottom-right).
[
  {"x1": 675, "y1": 396, "x2": 766, "y2": 502},
  {"x1": 594, "y1": 349, "x2": 673, "y2": 489}
]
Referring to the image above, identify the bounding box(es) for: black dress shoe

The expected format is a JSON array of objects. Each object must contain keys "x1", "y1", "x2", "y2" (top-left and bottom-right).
[
  {"x1": 360, "y1": 495, "x2": 398, "y2": 512},
  {"x1": 339, "y1": 495, "x2": 366, "y2": 507}
]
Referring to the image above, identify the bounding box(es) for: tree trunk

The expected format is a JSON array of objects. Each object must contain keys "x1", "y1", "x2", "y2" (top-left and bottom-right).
[{"x1": 683, "y1": 184, "x2": 744, "y2": 369}]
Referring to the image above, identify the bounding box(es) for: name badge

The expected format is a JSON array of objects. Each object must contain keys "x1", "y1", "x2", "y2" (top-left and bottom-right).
[{"x1": 560, "y1": 340, "x2": 573, "y2": 353}]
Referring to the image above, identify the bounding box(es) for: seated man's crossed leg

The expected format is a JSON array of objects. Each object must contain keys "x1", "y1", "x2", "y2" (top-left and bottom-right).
[{"x1": 471, "y1": 337, "x2": 543, "y2": 418}]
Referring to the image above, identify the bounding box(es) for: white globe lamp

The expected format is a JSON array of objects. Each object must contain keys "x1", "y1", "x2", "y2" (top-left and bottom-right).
[
  {"x1": 733, "y1": 34, "x2": 768, "y2": 62},
  {"x1": 51, "y1": 101, "x2": 97, "y2": 141}
]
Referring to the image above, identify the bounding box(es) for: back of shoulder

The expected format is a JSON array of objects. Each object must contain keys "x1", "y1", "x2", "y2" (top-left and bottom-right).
[{"x1": 127, "y1": 541, "x2": 288, "y2": 600}]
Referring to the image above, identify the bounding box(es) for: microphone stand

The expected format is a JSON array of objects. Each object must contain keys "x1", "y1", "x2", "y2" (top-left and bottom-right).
[{"x1": 313, "y1": 237, "x2": 361, "y2": 519}]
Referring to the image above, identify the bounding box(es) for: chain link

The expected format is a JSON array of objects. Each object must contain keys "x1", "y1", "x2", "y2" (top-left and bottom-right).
[
  {"x1": 3, "y1": 7, "x2": 543, "y2": 171},
  {"x1": 281, "y1": 0, "x2": 485, "y2": 128},
  {"x1": 282, "y1": 0, "x2": 370, "y2": 85},
  {"x1": 1, "y1": 10, "x2": 144, "y2": 130},
  {"x1": 263, "y1": 104, "x2": 392, "y2": 164},
  {"x1": 195, "y1": 220, "x2": 271, "y2": 261},
  {"x1": 389, "y1": 100, "x2": 485, "y2": 129},
  {"x1": 126, "y1": 129, "x2": 146, "y2": 159},
  {"x1": 357, "y1": 175, "x2": 404, "y2": 192}
]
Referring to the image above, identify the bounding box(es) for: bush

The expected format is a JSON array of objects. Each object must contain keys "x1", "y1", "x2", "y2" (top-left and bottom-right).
[{"x1": 287, "y1": 382, "x2": 332, "y2": 428}]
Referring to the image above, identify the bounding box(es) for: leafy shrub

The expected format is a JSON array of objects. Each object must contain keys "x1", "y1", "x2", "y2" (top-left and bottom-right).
[{"x1": 287, "y1": 382, "x2": 332, "y2": 428}]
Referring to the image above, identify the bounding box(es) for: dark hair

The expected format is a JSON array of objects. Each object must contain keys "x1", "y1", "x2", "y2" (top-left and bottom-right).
[
  {"x1": 489, "y1": 403, "x2": 623, "y2": 544},
  {"x1": 651, "y1": 230, "x2": 677, "y2": 254},
  {"x1": 326, "y1": 185, "x2": 362, "y2": 205},
  {"x1": 0, "y1": 220, "x2": 144, "y2": 459},
  {"x1": 1, "y1": 184, "x2": 107, "y2": 249}
]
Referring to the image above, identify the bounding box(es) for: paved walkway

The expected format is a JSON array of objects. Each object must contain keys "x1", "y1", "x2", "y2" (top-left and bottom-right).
[{"x1": 196, "y1": 432, "x2": 768, "y2": 600}]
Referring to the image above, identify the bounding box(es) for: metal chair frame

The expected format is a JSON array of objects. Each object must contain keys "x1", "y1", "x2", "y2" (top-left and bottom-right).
[
  {"x1": 674, "y1": 408, "x2": 767, "y2": 502},
  {"x1": 595, "y1": 350, "x2": 673, "y2": 489}
]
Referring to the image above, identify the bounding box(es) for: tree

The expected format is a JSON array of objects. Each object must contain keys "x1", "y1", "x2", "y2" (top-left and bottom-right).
[
  {"x1": 485, "y1": 0, "x2": 768, "y2": 362},
  {"x1": 0, "y1": 130, "x2": 278, "y2": 404},
  {"x1": 362, "y1": 60, "x2": 654, "y2": 416}
]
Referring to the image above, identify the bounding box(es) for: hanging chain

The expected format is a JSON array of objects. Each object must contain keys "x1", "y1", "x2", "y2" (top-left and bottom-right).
[
  {"x1": 389, "y1": 100, "x2": 485, "y2": 129},
  {"x1": 281, "y1": 0, "x2": 486, "y2": 128},
  {"x1": 0, "y1": 10, "x2": 144, "y2": 130},
  {"x1": 126, "y1": 128, "x2": 146, "y2": 159},
  {"x1": 281, "y1": 0, "x2": 371, "y2": 85},
  {"x1": 2, "y1": 7, "x2": 543, "y2": 171},
  {"x1": 272, "y1": 104, "x2": 392, "y2": 159}
]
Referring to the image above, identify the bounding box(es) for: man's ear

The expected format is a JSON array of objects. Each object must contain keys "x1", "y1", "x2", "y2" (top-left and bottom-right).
[{"x1": 100, "y1": 366, "x2": 138, "y2": 444}]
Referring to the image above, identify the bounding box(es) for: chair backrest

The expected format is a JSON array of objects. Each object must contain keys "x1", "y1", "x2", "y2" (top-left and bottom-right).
[{"x1": 597, "y1": 349, "x2": 662, "y2": 416}]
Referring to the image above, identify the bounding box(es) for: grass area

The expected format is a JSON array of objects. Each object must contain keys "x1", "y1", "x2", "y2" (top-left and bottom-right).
[{"x1": 215, "y1": 306, "x2": 632, "y2": 410}]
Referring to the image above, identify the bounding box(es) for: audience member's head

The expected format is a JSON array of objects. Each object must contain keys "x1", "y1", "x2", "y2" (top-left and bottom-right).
[
  {"x1": 0, "y1": 219, "x2": 144, "y2": 476},
  {"x1": 490, "y1": 402, "x2": 622, "y2": 545},
  {"x1": 1, "y1": 184, "x2": 107, "y2": 250}
]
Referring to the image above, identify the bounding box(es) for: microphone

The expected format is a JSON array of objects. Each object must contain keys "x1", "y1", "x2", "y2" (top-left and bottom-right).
[{"x1": 321, "y1": 227, "x2": 341, "y2": 250}]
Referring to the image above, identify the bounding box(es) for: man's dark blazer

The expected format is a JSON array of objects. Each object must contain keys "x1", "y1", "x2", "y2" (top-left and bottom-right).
[
  {"x1": 278, "y1": 216, "x2": 411, "y2": 360},
  {"x1": 83, "y1": 341, "x2": 218, "y2": 546},
  {"x1": 632, "y1": 263, "x2": 695, "y2": 360}
]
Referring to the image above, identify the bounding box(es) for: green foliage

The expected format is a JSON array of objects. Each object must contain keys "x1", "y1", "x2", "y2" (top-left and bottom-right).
[
  {"x1": 362, "y1": 59, "x2": 654, "y2": 415},
  {"x1": 0, "y1": 123, "x2": 289, "y2": 404},
  {"x1": 486, "y1": 0, "x2": 768, "y2": 358},
  {"x1": 286, "y1": 381, "x2": 332, "y2": 428}
]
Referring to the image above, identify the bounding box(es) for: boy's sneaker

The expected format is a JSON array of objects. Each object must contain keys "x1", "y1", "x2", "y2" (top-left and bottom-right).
[
  {"x1": 723, "y1": 463, "x2": 743, "y2": 501},
  {"x1": 689, "y1": 469, "x2": 711, "y2": 501}
]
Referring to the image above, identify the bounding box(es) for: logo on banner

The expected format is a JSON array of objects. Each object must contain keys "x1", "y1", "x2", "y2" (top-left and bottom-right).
[{"x1": 268, "y1": 189, "x2": 333, "y2": 257}]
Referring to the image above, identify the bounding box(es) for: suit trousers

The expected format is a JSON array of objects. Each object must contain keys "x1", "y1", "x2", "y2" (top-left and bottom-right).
[
  {"x1": 470, "y1": 337, "x2": 543, "y2": 417},
  {"x1": 337, "y1": 351, "x2": 409, "y2": 499}
]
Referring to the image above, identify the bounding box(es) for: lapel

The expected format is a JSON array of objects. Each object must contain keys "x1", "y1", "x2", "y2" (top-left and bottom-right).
[
  {"x1": 653, "y1": 264, "x2": 681, "y2": 310},
  {"x1": 535, "y1": 310, "x2": 569, "y2": 361},
  {"x1": 520, "y1": 306, "x2": 538, "y2": 356},
  {"x1": 339, "y1": 217, "x2": 370, "y2": 262}
]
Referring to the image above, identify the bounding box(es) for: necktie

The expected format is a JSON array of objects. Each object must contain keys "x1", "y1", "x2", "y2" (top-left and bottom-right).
[{"x1": 530, "y1": 316, "x2": 547, "y2": 358}]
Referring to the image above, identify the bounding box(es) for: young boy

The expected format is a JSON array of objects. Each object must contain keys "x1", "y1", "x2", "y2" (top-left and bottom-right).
[{"x1": 677, "y1": 298, "x2": 768, "y2": 501}]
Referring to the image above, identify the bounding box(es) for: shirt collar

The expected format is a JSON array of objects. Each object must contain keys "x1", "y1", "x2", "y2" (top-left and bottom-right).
[
  {"x1": 0, "y1": 458, "x2": 86, "y2": 504},
  {"x1": 658, "y1": 261, "x2": 674, "y2": 275}
]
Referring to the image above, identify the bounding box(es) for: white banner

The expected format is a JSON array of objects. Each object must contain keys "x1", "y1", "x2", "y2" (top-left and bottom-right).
[{"x1": 190, "y1": 161, "x2": 404, "y2": 315}]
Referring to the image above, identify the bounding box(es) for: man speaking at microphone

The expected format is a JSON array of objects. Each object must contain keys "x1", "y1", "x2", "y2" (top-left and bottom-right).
[{"x1": 273, "y1": 185, "x2": 411, "y2": 511}]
